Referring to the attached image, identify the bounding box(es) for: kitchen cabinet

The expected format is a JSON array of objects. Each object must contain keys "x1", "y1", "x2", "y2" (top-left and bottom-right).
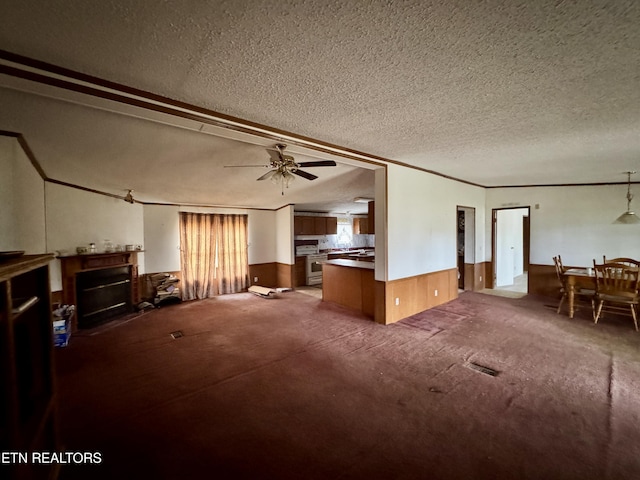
[
  {"x1": 326, "y1": 216, "x2": 338, "y2": 234},
  {"x1": 353, "y1": 217, "x2": 369, "y2": 234},
  {"x1": 353, "y1": 202, "x2": 375, "y2": 235},
  {"x1": 314, "y1": 217, "x2": 327, "y2": 235},
  {"x1": 294, "y1": 215, "x2": 338, "y2": 235},
  {"x1": 295, "y1": 256, "x2": 307, "y2": 287},
  {"x1": 1, "y1": 254, "x2": 59, "y2": 480},
  {"x1": 294, "y1": 216, "x2": 316, "y2": 235}
]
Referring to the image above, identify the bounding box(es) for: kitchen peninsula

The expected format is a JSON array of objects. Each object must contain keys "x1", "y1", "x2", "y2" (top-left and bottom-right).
[{"x1": 322, "y1": 258, "x2": 375, "y2": 319}]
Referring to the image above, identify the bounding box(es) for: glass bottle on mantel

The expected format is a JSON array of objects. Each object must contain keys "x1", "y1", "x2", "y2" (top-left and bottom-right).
[
  {"x1": 89, "y1": 243, "x2": 96, "y2": 254},
  {"x1": 103, "y1": 239, "x2": 114, "y2": 253}
]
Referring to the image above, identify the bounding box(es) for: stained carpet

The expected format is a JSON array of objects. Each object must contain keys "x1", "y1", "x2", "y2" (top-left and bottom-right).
[{"x1": 54, "y1": 291, "x2": 640, "y2": 479}]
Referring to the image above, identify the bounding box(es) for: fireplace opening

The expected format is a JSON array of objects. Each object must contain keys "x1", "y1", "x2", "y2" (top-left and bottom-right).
[{"x1": 76, "y1": 266, "x2": 132, "y2": 328}]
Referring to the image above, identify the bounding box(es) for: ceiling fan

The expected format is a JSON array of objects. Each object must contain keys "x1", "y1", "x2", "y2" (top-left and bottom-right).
[{"x1": 225, "y1": 144, "x2": 337, "y2": 194}]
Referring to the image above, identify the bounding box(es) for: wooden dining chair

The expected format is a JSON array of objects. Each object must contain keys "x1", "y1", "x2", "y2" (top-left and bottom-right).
[
  {"x1": 553, "y1": 256, "x2": 567, "y2": 313},
  {"x1": 553, "y1": 255, "x2": 594, "y2": 315},
  {"x1": 602, "y1": 256, "x2": 640, "y2": 269},
  {"x1": 592, "y1": 261, "x2": 640, "y2": 331}
]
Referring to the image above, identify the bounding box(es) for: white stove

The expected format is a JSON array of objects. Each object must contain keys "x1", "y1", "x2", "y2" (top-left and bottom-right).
[
  {"x1": 296, "y1": 245, "x2": 319, "y2": 256},
  {"x1": 295, "y1": 244, "x2": 326, "y2": 285},
  {"x1": 305, "y1": 253, "x2": 328, "y2": 286}
]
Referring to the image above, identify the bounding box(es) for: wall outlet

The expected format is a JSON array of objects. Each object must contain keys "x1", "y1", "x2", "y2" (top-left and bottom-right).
[
  {"x1": 395, "y1": 297, "x2": 400, "y2": 306},
  {"x1": 434, "y1": 289, "x2": 438, "y2": 297},
  {"x1": 254, "y1": 277, "x2": 258, "y2": 283}
]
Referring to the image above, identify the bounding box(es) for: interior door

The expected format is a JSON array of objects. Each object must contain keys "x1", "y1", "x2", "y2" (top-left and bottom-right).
[
  {"x1": 494, "y1": 207, "x2": 529, "y2": 288},
  {"x1": 457, "y1": 206, "x2": 476, "y2": 291}
]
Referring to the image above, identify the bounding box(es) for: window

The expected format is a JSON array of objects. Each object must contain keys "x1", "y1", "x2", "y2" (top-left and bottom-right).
[{"x1": 336, "y1": 217, "x2": 353, "y2": 248}]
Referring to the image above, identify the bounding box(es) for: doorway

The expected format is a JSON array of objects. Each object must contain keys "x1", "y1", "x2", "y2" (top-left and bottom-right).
[
  {"x1": 491, "y1": 207, "x2": 530, "y2": 294},
  {"x1": 456, "y1": 206, "x2": 476, "y2": 291}
]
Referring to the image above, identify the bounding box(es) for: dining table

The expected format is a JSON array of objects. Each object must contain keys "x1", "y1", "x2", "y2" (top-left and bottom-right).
[{"x1": 562, "y1": 268, "x2": 596, "y2": 318}]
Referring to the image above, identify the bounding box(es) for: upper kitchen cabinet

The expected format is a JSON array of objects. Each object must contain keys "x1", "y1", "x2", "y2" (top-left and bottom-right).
[
  {"x1": 354, "y1": 201, "x2": 375, "y2": 235},
  {"x1": 294, "y1": 216, "x2": 315, "y2": 235},
  {"x1": 326, "y1": 217, "x2": 338, "y2": 235},
  {"x1": 353, "y1": 217, "x2": 368, "y2": 234},
  {"x1": 294, "y1": 215, "x2": 338, "y2": 235},
  {"x1": 313, "y1": 217, "x2": 327, "y2": 235}
]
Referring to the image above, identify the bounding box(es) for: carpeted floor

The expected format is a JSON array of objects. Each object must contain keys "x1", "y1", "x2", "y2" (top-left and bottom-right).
[{"x1": 54, "y1": 291, "x2": 640, "y2": 479}]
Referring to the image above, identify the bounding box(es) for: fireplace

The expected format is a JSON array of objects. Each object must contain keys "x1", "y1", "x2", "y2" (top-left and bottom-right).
[
  {"x1": 76, "y1": 266, "x2": 132, "y2": 328},
  {"x1": 59, "y1": 252, "x2": 141, "y2": 331}
]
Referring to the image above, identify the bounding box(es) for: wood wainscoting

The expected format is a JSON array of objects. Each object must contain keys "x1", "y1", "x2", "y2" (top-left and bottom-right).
[
  {"x1": 249, "y1": 262, "x2": 278, "y2": 288},
  {"x1": 276, "y1": 262, "x2": 294, "y2": 289},
  {"x1": 248, "y1": 262, "x2": 294, "y2": 289},
  {"x1": 460, "y1": 262, "x2": 490, "y2": 291},
  {"x1": 528, "y1": 263, "x2": 560, "y2": 298},
  {"x1": 475, "y1": 262, "x2": 490, "y2": 290},
  {"x1": 378, "y1": 268, "x2": 458, "y2": 325}
]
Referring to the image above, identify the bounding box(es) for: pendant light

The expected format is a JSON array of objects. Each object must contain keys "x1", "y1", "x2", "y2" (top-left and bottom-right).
[{"x1": 614, "y1": 171, "x2": 640, "y2": 224}]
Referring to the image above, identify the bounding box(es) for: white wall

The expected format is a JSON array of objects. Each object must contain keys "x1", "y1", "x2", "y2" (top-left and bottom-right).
[
  {"x1": 143, "y1": 205, "x2": 181, "y2": 273},
  {"x1": 374, "y1": 167, "x2": 387, "y2": 281},
  {"x1": 248, "y1": 209, "x2": 278, "y2": 264},
  {"x1": 386, "y1": 164, "x2": 486, "y2": 280},
  {"x1": 46, "y1": 183, "x2": 145, "y2": 290},
  {"x1": 486, "y1": 185, "x2": 640, "y2": 267},
  {"x1": 0, "y1": 136, "x2": 46, "y2": 253},
  {"x1": 0, "y1": 137, "x2": 16, "y2": 249},
  {"x1": 276, "y1": 205, "x2": 294, "y2": 264},
  {"x1": 142, "y1": 204, "x2": 279, "y2": 274}
]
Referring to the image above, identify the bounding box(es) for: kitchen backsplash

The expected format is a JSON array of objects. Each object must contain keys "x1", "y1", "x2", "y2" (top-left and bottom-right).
[{"x1": 296, "y1": 234, "x2": 374, "y2": 250}]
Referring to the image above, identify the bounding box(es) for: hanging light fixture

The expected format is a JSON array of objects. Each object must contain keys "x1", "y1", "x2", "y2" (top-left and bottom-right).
[
  {"x1": 269, "y1": 167, "x2": 296, "y2": 195},
  {"x1": 614, "y1": 171, "x2": 640, "y2": 224}
]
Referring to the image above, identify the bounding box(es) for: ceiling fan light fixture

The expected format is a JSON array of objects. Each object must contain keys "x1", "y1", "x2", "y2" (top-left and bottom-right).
[
  {"x1": 614, "y1": 171, "x2": 640, "y2": 224},
  {"x1": 283, "y1": 170, "x2": 296, "y2": 185}
]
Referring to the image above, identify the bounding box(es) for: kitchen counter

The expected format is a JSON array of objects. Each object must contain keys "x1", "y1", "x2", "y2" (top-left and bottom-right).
[
  {"x1": 322, "y1": 249, "x2": 374, "y2": 254},
  {"x1": 322, "y1": 259, "x2": 375, "y2": 319},
  {"x1": 322, "y1": 258, "x2": 374, "y2": 269}
]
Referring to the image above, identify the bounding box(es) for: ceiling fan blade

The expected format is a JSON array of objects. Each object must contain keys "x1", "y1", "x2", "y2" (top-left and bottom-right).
[
  {"x1": 257, "y1": 170, "x2": 277, "y2": 181},
  {"x1": 224, "y1": 164, "x2": 270, "y2": 168},
  {"x1": 297, "y1": 160, "x2": 337, "y2": 168},
  {"x1": 293, "y1": 169, "x2": 318, "y2": 181},
  {"x1": 266, "y1": 149, "x2": 282, "y2": 164}
]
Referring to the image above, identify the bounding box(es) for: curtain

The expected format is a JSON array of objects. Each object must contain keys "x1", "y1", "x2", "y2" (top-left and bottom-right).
[{"x1": 179, "y1": 212, "x2": 249, "y2": 300}]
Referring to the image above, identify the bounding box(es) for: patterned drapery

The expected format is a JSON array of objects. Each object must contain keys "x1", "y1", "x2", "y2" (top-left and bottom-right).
[{"x1": 179, "y1": 212, "x2": 249, "y2": 300}]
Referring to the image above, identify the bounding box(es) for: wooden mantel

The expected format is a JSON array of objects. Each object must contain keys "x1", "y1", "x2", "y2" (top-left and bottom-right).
[{"x1": 59, "y1": 251, "x2": 141, "y2": 331}]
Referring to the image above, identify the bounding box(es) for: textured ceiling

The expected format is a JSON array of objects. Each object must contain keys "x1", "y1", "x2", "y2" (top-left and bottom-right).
[{"x1": 0, "y1": 0, "x2": 639, "y2": 208}]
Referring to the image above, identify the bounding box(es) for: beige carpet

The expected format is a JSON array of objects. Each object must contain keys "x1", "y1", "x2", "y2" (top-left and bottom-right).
[
  {"x1": 478, "y1": 288, "x2": 528, "y2": 299},
  {"x1": 295, "y1": 285, "x2": 323, "y2": 299}
]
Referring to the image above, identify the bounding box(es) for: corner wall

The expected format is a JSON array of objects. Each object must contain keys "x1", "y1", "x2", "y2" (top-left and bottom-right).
[
  {"x1": 381, "y1": 164, "x2": 486, "y2": 323},
  {"x1": 0, "y1": 136, "x2": 46, "y2": 253},
  {"x1": 45, "y1": 183, "x2": 145, "y2": 291},
  {"x1": 486, "y1": 185, "x2": 640, "y2": 295}
]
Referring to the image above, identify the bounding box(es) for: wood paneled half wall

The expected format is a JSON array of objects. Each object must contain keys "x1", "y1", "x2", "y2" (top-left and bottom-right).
[
  {"x1": 378, "y1": 268, "x2": 458, "y2": 325},
  {"x1": 248, "y1": 262, "x2": 294, "y2": 289}
]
